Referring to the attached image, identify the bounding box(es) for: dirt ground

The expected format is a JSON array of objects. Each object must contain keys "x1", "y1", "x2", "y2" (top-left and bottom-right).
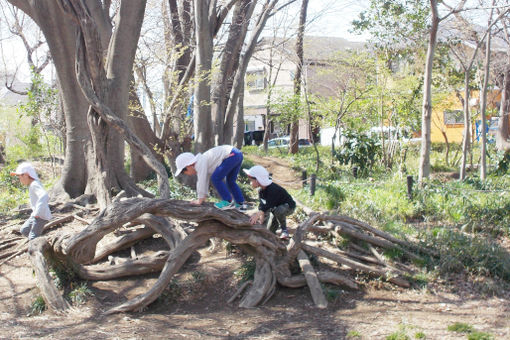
[{"x1": 0, "y1": 156, "x2": 509, "y2": 339}]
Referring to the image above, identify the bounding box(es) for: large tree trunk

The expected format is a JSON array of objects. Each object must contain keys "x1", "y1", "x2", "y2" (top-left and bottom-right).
[
  {"x1": 418, "y1": 0, "x2": 439, "y2": 184},
  {"x1": 224, "y1": 0, "x2": 280, "y2": 146},
  {"x1": 7, "y1": 0, "x2": 91, "y2": 200},
  {"x1": 213, "y1": 0, "x2": 254, "y2": 145},
  {"x1": 193, "y1": 0, "x2": 215, "y2": 152}
]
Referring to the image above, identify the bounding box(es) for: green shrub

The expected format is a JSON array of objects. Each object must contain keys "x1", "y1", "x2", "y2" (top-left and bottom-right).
[
  {"x1": 50, "y1": 264, "x2": 77, "y2": 289},
  {"x1": 234, "y1": 258, "x2": 256, "y2": 283},
  {"x1": 30, "y1": 296, "x2": 46, "y2": 315},
  {"x1": 334, "y1": 129, "x2": 381, "y2": 174},
  {"x1": 68, "y1": 282, "x2": 93, "y2": 305},
  {"x1": 0, "y1": 162, "x2": 25, "y2": 214}
]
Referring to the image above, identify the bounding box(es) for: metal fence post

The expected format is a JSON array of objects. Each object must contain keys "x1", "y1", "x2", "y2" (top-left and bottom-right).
[
  {"x1": 302, "y1": 170, "x2": 307, "y2": 188},
  {"x1": 352, "y1": 167, "x2": 358, "y2": 178},
  {"x1": 407, "y1": 175, "x2": 413, "y2": 199}
]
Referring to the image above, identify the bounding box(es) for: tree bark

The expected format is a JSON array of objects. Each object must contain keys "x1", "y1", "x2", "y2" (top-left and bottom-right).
[
  {"x1": 479, "y1": 18, "x2": 491, "y2": 180},
  {"x1": 418, "y1": 0, "x2": 439, "y2": 184},
  {"x1": 193, "y1": 0, "x2": 215, "y2": 152},
  {"x1": 212, "y1": 0, "x2": 255, "y2": 145},
  {"x1": 289, "y1": 0, "x2": 308, "y2": 154},
  {"x1": 496, "y1": 65, "x2": 510, "y2": 151},
  {"x1": 224, "y1": 0, "x2": 280, "y2": 145},
  {"x1": 7, "y1": 0, "x2": 92, "y2": 200}
]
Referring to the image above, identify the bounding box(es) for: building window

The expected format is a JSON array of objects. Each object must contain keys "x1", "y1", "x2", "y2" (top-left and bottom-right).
[
  {"x1": 444, "y1": 109, "x2": 463, "y2": 125},
  {"x1": 245, "y1": 120, "x2": 255, "y2": 131},
  {"x1": 246, "y1": 70, "x2": 266, "y2": 91}
]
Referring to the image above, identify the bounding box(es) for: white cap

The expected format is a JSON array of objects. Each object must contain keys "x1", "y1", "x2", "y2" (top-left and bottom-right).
[
  {"x1": 174, "y1": 152, "x2": 198, "y2": 177},
  {"x1": 243, "y1": 165, "x2": 272, "y2": 186},
  {"x1": 10, "y1": 162, "x2": 39, "y2": 181}
]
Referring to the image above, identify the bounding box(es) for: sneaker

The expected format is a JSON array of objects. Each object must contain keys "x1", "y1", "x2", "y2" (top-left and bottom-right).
[
  {"x1": 280, "y1": 231, "x2": 290, "y2": 239},
  {"x1": 214, "y1": 200, "x2": 235, "y2": 210},
  {"x1": 237, "y1": 203, "x2": 248, "y2": 211}
]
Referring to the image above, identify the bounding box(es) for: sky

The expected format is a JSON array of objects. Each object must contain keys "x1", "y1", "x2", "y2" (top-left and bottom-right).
[
  {"x1": 306, "y1": 0, "x2": 369, "y2": 42},
  {"x1": 0, "y1": 0, "x2": 369, "y2": 84}
]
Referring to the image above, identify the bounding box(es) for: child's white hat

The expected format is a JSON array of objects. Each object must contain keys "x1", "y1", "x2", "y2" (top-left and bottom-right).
[
  {"x1": 243, "y1": 165, "x2": 272, "y2": 186},
  {"x1": 174, "y1": 152, "x2": 198, "y2": 177},
  {"x1": 10, "y1": 162, "x2": 39, "y2": 181}
]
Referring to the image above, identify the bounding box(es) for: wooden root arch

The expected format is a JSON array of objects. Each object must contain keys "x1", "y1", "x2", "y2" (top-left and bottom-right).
[{"x1": 29, "y1": 197, "x2": 430, "y2": 314}]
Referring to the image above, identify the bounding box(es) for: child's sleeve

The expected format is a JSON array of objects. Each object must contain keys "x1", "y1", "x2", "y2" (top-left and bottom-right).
[
  {"x1": 195, "y1": 161, "x2": 209, "y2": 199},
  {"x1": 32, "y1": 184, "x2": 49, "y2": 218}
]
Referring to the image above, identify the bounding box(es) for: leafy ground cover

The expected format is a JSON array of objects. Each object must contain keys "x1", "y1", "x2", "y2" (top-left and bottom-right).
[{"x1": 1, "y1": 145, "x2": 510, "y2": 339}]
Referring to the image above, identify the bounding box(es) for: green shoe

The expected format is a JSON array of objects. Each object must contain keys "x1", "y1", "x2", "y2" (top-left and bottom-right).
[{"x1": 214, "y1": 200, "x2": 233, "y2": 209}]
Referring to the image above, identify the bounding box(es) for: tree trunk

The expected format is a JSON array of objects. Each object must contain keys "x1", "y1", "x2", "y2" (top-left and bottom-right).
[
  {"x1": 214, "y1": 0, "x2": 255, "y2": 145},
  {"x1": 7, "y1": 0, "x2": 91, "y2": 200},
  {"x1": 496, "y1": 64, "x2": 510, "y2": 151},
  {"x1": 234, "y1": 81, "x2": 246, "y2": 148},
  {"x1": 224, "y1": 1, "x2": 280, "y2": 147},
  {"x1": 459, "y1": 72, "x2": 471, "y2": 180},
  {"x1": 128, "y1": 82, "x2": 165, "y2": 182},
  {"x1": 193, "y1": 0, "x2": 215, "y2": 152},
  {"x1": 418, "y1": 0, "x2": 439, "y2": 184},
  {"x1": 479, "y1": 14, "x2": 492, "y2": 180},
  {"x1": 290, "y1": 0, "x2": 308, "y2": 155}
]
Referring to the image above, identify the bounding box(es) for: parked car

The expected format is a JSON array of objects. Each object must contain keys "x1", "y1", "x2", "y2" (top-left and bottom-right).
[
  {"x1": 262, "y1": 136, "x2": 311, "y2": 149},
  {"x1": 266, "y1": 136, "x2": 290, "y2": 149}
]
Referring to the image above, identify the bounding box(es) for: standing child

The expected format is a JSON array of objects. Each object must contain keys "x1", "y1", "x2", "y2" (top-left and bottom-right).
[
  {"x1": 11, "y1": 162, "x2": 52, "y2": 240},
  {"x1": 243, "y1": 165, "x2": 295, "y2": 239},
  {"x1": 174, "y1": 145, "x2": 247, "y2": 210}
]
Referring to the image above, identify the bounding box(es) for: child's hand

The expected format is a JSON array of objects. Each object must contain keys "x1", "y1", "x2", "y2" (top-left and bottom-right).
[
  {"x1": 191, "y1": 198, "x2": 205, "y2": 205},
  {"x1": 249, "y1": 212, "x2": 264, "y2": 225}
]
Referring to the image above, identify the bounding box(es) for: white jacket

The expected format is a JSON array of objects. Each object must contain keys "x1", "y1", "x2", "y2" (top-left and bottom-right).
[
  {"x1": 195, "y1": 145, "x2": 233, "y2": 198},
  {"x1": 29, "y1": 180, "x2": 52, "y2": 220}
]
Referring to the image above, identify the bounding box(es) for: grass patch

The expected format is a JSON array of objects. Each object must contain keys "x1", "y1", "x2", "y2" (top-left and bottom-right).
[
  {"x1": 346, "y1": 330, "x2": 362, "y2": 338},
  {"x1": 447, "y1": 322, "x2": 473, "y2": 333},
  {"x1": 420, "y1": 229, "x2": 510, "y2": 281},
  {"x1": 447, "y1": 322, "x2": 494, "y2": 340},
  {"x1": 467, "y1": 331, "x2": 494, "y2": 340},
  {"x1": 386, "y1": 331, "x2": 410, "y2": 340}
]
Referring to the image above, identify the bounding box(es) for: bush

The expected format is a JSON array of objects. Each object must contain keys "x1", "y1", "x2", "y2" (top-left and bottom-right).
[
  {"x1": 334, "y1": 129, "x2": 381, "y2": 174},
  {"x1": 30, "y1": 296, "x2": 46, "y2": 315},
  {"x1": 68, "y1": 282, "x2": 93, "y2": 305},
  {"x1": 0, "y1": 161, "x2": 26, "y2": 215},
  {"x1": 234, "y1": 257, "x2": 256, "y2": 283}
]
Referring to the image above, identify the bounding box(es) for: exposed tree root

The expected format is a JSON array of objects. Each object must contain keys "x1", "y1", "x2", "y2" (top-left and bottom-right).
[{"x1": 22, "y1": 198, "x2": 432, "y2": 314}]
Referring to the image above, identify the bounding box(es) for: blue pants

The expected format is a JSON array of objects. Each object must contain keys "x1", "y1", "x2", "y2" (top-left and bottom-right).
[
  {"x1": 210, "y1": 148, "x2": 245, "y2": 204},
  {"x1": 20, "y1": 216, "x2": 48, "y2": 240}
]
